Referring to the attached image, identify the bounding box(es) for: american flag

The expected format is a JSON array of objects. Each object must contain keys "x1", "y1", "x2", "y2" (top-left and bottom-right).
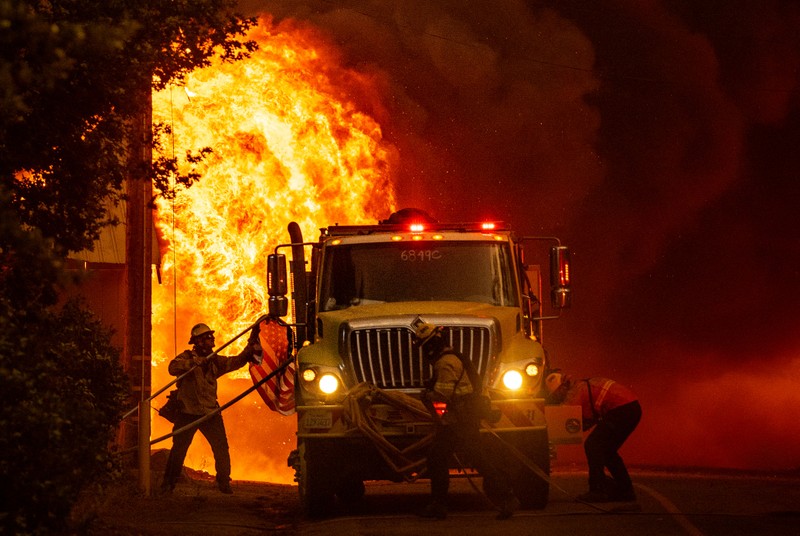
[{"x1": 249, "y1": 318, "x2": 296, "y2": 415}]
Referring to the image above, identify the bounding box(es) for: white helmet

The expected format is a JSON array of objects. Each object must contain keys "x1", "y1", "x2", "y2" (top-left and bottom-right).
[
  {"x1": 414, "y1": 322, "x2": 442, "y2": 345},
  {"x1": 545, "y1": 372, "x2": 563, "y2": 394},
  {"x1": 189, "y1": 323, "x2": 215, "y2": 344}
]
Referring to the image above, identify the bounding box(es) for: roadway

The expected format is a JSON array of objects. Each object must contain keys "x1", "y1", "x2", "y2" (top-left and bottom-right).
[{"x1": 297, "y1": 468, "x2": 800, "y2": 535}]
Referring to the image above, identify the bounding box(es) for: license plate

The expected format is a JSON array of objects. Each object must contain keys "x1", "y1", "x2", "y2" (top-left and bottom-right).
[{"x1": 303, "y1": 409, "x2": 333, "y2": 429}]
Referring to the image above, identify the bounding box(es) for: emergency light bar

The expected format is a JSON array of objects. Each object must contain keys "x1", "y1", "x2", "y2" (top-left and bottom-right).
[{"x1": 325, "y1": 220, "x2": 508, "y2": 237}]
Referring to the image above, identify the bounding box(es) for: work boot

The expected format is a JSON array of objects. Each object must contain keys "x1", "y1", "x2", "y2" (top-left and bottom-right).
[
  {"x1": 218, "y1": 480, "x2": 233, "y2": 494},
  {"x1": 417, "y1": 501, "x2": 447, "y2": 519},
  {"x1": 496, "y1": 494, "x2": 520, "y2": 520}
]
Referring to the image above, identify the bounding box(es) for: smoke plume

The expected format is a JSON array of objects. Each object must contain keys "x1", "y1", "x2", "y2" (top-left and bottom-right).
[{"x1": 232, "y1": 0, "x2": 800, "y2": 471}]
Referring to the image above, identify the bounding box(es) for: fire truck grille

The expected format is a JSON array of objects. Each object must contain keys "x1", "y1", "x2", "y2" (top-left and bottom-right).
[{"x1": 347, "y1": 326, "x2": 492, "y2": 389}]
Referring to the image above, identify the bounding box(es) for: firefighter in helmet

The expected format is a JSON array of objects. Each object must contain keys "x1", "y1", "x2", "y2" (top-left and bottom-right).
[
  {"x1": 546, "y1": 371, "x2": 642, "y2": 502},
  {"x1": 415, "y1": 322, "x2": 519, "y2": 519},
  {"x1": 161, "y1": 322, "x2": 261, "y2": 495}
]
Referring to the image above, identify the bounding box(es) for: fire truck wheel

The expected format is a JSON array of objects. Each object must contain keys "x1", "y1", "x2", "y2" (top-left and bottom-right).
[
  {"x1": 487, "y1": 429, "x2": 550, "y2": 509},
  {"x1": 509, "y1": 431, "x2": 550, "y2": 509},
  {"x1": 336, "y1": 477, "x2": 366, "y2": 504},
  {"x1": 296, "y1": 441, "x2": 335, "y2": 517}
]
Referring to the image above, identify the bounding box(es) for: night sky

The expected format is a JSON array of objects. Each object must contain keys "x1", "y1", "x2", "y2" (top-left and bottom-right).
[{"x1": 240, "y1": 0, "x2": 800, "y2": 471}]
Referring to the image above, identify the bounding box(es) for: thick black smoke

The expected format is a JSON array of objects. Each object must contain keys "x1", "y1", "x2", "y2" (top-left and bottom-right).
[{"x1": 240, "y1": 0, "x2": 800, "y2": 470}]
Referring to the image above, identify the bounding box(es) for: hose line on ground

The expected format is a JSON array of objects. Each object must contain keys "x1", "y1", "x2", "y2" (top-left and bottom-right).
[{"x1": 343, "y1": 383, "x2": 612, "y2": 511}]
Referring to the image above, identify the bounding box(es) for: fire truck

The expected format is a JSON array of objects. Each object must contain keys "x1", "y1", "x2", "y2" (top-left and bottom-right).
[{"x1": 266, "y1": 208, "x2": 579, "y2": 516}]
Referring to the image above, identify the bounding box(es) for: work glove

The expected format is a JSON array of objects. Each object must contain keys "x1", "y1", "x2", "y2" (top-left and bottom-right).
[
  {"x1": 193, "y1": 354, "x2": 211, "y2": 368},
  {"x1": 247, "y1": 324, "x2": 263, "y2": 365}
]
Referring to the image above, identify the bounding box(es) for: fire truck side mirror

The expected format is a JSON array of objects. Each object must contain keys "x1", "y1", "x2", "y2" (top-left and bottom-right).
[
  {"x1": 268, "y1": 296, "x2": 288, "y2": 317},
  {"x1": 268, "y1": 253, "x2": 289, "y2": 317},
  {"x1": 550, "y1": 246, "x2": 572, "y2": 309}
]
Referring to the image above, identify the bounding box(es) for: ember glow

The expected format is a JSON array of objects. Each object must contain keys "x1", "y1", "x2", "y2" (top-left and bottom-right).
[{"x1": 151, "y1": 16, "x2": 396, "y2": 483}]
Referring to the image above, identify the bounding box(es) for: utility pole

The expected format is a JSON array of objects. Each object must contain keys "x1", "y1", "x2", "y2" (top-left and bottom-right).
[{"x1": 124, "y1": 88, "x2": 154, "y2": 494}]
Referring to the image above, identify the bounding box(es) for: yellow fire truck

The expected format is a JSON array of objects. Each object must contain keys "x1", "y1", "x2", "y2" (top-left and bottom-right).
[{"x1": 267, "y1": 208, "x2": 579, "y2": 516}]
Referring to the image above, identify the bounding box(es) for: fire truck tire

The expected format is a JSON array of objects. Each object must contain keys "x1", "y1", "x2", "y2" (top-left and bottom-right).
[
  {"x1": 497, "y1": 429, "x2": 550, "y2": 509},
  {"x1": 335, "y1": 477, "x2": 366, "y2": 504},
  {"x1": 296, "y1": 440, "x2": 335, "y2": 517}
]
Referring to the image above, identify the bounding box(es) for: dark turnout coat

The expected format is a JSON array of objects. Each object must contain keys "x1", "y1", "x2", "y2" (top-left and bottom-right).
[{"x1": 168, "y1": 348, "x2": 252, "y2": 415}]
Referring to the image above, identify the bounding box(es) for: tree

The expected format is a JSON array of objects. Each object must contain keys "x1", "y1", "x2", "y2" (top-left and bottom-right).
[
  {"x1": 0, "y1": 1, "x2": 258, "y2": 532},
  {"x1": 0, "y1": 300, "x2": 131, "y2": 535},
  {"x1": 0, "y1": 186, "x2": 131, "y2": 534},
  {"x1": 1, "y1": 0, "x2": 256, "y2": 253}
]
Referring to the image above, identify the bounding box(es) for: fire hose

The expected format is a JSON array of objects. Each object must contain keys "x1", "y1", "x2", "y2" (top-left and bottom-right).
[
  {"x1": 483, "y1": 426, "x2": 619, "y2": 512},
  {"x1": 342, "y1": 383, "x2": 613, "y2": 512},
  {"x1": 342, "y1": 383, "x2": 435, "y2": 481},
  {"x1": 120, "y1": 314, "x2": 269, "y2": 422},
  {"x1": 341, "y1": 384, "x2": 514, "y2": 513},
  {"x1": 118, "y1": 313, "x2": 295, "y2": 456},
  {"x1": 119, "y1": 354, "x2": 294, "y2": 455}
]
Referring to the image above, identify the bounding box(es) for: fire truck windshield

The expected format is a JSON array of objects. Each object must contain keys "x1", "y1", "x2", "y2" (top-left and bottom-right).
[{"x1": 319, "y1": 241, "x2": 519, "y2": 311}]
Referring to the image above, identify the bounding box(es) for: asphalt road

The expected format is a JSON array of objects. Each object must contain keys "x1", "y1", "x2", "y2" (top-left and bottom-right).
[
  {"x1": 88, "y1": 467, "x2": 799, "y2": 535},
  {"x1": 297, "y1": 469, "x2": 800, "y2": 536}
]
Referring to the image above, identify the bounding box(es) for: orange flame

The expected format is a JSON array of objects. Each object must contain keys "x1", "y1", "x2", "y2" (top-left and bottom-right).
[{"x1": 151, "y1": 15, "x2": 396, "y2": 483}]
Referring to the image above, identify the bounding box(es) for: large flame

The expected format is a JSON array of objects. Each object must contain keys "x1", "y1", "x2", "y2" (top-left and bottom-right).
[{"x1": 151, "y1": 15, "x2": 396, "y2": 483}]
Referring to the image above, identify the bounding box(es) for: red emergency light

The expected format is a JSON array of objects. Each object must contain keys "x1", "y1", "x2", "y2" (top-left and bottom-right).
[
  {"x1": 481, "y1": 222, "x2": 496, "y2": 231},
  {"x1": 553, "y1": 246, "x2": 570, "y2": 286},
  {"x1": 550, "y1": 245, "x2": 572, "y2": 308},
  {"x1": 409, "y1": 223, "x2": 425, "y2": 232}
]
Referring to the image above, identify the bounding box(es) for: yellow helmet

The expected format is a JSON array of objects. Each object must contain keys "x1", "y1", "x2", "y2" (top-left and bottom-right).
[{"x1": 189, "y1": 323, "x2": 215, "y2": 344}]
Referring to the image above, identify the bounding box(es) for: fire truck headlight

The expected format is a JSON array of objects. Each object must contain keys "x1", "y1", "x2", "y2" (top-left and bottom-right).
[
  {"x1": 318, "y1": 373, "x2": 340, "y2": 394},
  {"x1": 525, "y1": 363, "x2": 540, "y2": 377},
  {"x1": 502, "y1": 370, "x2": 524, "y2": 390},
  {"x1": 301, "y1": 368, "x2": 317, "y2": 383}
]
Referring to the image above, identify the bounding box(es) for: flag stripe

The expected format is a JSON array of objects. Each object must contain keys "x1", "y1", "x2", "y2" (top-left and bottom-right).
[{"x1": 249, "y1": 319, "x2": 296, "y2": 415}]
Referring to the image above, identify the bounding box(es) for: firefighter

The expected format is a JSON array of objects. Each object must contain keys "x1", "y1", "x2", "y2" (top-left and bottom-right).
[
  {"x1": 546, "y1": 372, "x2": 642, "y2": 502},
  {"x1": 160, "y1": 322, "x2": 260, "y2": 495},
  {"x1": 415, "y1": 323, "x2": 519, "y2": 519}
]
